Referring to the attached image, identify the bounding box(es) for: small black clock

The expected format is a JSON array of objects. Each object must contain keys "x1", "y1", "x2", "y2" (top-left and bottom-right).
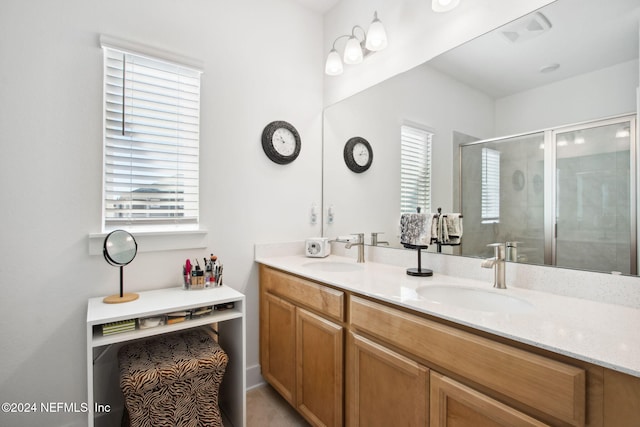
[
  {"x1": 344, "y1": 137, "x2": 373, "y2": 173},
  {"x1": 261, "y1": 121, "x2": 301, "y2": 165}
]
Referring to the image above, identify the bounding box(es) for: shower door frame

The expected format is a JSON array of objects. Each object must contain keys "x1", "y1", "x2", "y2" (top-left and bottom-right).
[
  {"x1": 547, "y1": 114, "x2": 637, "y2": 274},
  {"x1": 459, "y1": 113, "x2": 637, "y2": 274}
]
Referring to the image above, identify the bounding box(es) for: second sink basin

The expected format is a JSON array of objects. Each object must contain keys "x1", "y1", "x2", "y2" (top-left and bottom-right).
[
  {"x1": 302, "y1": 260, "x2": 363, "y2": 273},
  {"x1": 415, "y1": 285, "x2": 534, "y2": 314}
]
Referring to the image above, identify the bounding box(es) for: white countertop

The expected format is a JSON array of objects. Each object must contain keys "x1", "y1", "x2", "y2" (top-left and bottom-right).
[{"x1": 255, "y1": 254, "x2": 640, "y2": 378}]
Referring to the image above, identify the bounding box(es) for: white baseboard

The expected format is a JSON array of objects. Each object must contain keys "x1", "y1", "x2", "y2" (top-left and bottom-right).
[{"x1": 246, "y1": 364, "x2": 265, "y2": 391}]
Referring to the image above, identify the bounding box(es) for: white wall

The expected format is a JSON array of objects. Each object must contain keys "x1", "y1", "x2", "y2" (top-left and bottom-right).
[
  {"x1": 323, "y1": 0, "x2": 556, "y2": 106},
  {"x1": 495, "y1": 59, "x2": 639, "y2": 135},
  {"x1": 0, "y1": 1, "x2": 322, "y2": 426}
]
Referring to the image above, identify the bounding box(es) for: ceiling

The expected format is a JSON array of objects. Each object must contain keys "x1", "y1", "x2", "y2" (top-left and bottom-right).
[
  {"x1": 428, "y1": 0, "x2": 640, "y2": 98},
  {"x1": 292, "y1": 0, "x2": 341, "y2": 14}
]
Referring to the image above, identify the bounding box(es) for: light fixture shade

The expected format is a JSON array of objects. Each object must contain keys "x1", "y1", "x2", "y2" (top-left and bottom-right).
[
  {"x1": 325, "y1": 49, "x2": 344, "y2": 76},
  {"x1": 343, "y1": 36, "x2": 363, "y2": 65},
  {"x1": 365, "y1": 12, "x2": 388, "y2": 51},
  {"x1": 432, "y1": 0, "x2": 460, "y2": 13},
  {"x1": 616, "y1": 127, "x2": 630, "y2": 138}
]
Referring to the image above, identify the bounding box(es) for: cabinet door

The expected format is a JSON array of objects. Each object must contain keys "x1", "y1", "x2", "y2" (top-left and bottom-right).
[
  {"x1": 297, "y1": 308, "x2": 344, "y2": 427},
  {"x1": 347, "y1": 332, "x2": 429, "y2": 427},
  {"x1": 430, "y1": 372, "x2": 549, "y2": 427},
  {"x1": 261, "y1": 292, "x2": 296, "y2": 404}
]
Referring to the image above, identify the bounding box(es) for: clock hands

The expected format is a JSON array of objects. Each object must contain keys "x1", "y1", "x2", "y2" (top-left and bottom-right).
[
  {"x1": 262, "y1": 121, "x2": 300, "y2": 164},
  {"x1": 274, "y1": 130, "x2": 295, "y2": 155},
  {"x1": 344, "y1": 137, "x2": 372, "y2": 173}
]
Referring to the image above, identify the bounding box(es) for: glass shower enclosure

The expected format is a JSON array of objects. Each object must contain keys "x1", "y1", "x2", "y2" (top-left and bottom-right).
[{"x1": 460, "y1": 115, "x2": 636, "y2": 274}]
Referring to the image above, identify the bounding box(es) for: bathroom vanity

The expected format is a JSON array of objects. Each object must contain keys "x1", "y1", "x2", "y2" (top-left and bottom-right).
[{"x1": 256, "y1": 254, "x2": 640, "y2": 427}]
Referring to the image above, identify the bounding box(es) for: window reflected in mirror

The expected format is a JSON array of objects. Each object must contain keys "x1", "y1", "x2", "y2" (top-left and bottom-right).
[{"x1": 401, "y1": 124, "x2": 433, "y2": 214}]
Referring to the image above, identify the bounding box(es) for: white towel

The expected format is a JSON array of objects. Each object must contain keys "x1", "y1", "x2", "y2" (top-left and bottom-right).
[
  {"x1": 400, "y1": 213, "x2": 437, "y2": 246},
  {"x1": 442, "y1": 213, "x2": 463, "y2": 244},
  {"x1": 437, "y1": 214, "x2": 447, "y2": 243}
]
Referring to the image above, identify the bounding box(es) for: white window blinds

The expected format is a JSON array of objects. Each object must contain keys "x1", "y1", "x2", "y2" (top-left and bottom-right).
[
  {"x1": 400, "y1": 125, "x2": 433, "y2": 214},
  {"x1": 481, "y1": 147, "x2": 500, "y2": 223},
  {"x1": 102, "y1": 44, "x2": 201, "y2": 229}
]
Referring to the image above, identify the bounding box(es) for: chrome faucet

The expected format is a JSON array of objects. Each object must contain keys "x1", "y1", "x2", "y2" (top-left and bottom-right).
[
  {"x1": 481, "y1": 243, "x2": 506, "y2": 289},
  {"x1": 345, "y1": 233, "x2": 365, "y2": 263},
  {"x1": 371, "y1": 232, "x2": 389, "y2": 246}
]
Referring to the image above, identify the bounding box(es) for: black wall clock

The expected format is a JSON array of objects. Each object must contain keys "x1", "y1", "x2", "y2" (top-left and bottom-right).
[
  {"x1": 261, "y1": 121, "x2": 301, "y2": 165},
  {"x1": 344, "y1": 137, "x2": 373, "y2": 173}
]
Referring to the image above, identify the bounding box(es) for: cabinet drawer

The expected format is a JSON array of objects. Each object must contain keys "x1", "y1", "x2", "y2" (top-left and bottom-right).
[
  {"x1": 350, "y1": 296, "x2": 586, "y2": 426},
  {"x1": 260, "y1": 266, "x2": 344, "y2": 322},
  {"x1": 431, "y1": 372, "x2": 550, "y2": 427}
]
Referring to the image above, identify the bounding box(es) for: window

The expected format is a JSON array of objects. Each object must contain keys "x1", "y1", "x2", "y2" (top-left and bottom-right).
[
  {"x1": 481, "y1": 147, "x2": 500, "y2": 223},
  {"x1": 101, "y1": 39, "x2": 202, "y2": 231},
  {"x1": 400, "y1": 124, "x2": 433, "y2": 214}
]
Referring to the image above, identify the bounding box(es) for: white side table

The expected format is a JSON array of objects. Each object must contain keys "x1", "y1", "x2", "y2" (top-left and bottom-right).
[{"x1": 87, "y1": 285, "x2": 246, "y2": 427}]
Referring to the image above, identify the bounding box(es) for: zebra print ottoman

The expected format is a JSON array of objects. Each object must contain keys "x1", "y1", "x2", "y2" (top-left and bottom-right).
[{"x1": 118, "y1": 328, "x2": 228, "y2": 427}]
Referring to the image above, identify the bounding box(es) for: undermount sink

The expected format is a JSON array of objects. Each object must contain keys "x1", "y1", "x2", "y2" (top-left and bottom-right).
[
  {"x1": 415, "y1": 285, "x2": 534, "y2": 314},
  {"x1": 302, "y1": 260, "x2": 363, "y2": 273}
]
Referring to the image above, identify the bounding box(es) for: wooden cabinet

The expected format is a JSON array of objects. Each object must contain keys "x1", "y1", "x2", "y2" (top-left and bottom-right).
[
  {"x1": 603, "y1": 368, "x2": 640, "y2": 427},
  {"x1": 260, "y1": 265, "x2": 344, "y2": 426},
  {"x1": 349, "y1": 295, "x2": 586, "y2": 427},
  {"x1": 430, "y1": 372, "x2": 549, "y2": 427},
  {"x1": 260, "y1": 292, "x2": 296, "y2": 403},
  {"x1": 346, "y1": 332, "x2": 429, "y2": 427},
  {"x1": 297, "y1": 308, "x2": 343, "y2": 426},
  {"x1": 259, "y1": 265, "x2": 640, "y2": 427}
]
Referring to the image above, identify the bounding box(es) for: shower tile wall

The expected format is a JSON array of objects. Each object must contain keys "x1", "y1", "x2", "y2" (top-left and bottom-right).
[
  {"x1": 460, "y1": 116, "x2": 634, "y2": 274},
  {"x1": 460, "y1": 133, "x2": 545, "y2": 262},
  {"x1": 555, "y1": 131, "x2": 631, "y2": 273}
]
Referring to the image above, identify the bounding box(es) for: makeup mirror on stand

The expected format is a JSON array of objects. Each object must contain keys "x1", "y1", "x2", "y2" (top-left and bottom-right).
[{"x1": 102, "y1": 229, "x2": 139, "y2": 304}]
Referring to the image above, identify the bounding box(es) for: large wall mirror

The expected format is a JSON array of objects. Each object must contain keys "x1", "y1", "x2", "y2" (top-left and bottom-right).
[{"x1": 322, "y1": 0, "x2": 640, "y2": 275}]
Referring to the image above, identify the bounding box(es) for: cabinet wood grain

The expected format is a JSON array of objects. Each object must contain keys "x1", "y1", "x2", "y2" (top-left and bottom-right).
[
  {"x1": 260, "y1": 266, "x2": 344, "y2": 426},
  {"x1": 297, "y1": 308, "x2": 344, "y2": 427},
  {"x1": 260, "y1": 292, "x2": 296, "y2": 404},
  {"x1": 430, "y1": 372, "x2": 549, "y2": 427},
  {"x1": 347, "y1": 332, "x2": 429, "y2": 427},
  {"x1": 603, "y1": 368, "x2": 640, "y2": 426},
  {"x1": 261, "y1": 266, "x2": 344, "y2": 322},
  {"x1": 350, "y1": 295, "x2": 585, "y2": 426}
]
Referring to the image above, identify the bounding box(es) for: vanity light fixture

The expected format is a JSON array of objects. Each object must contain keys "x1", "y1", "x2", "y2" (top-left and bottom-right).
[
  {"x1": 325, "y1": 11, "x2": 388, "y2": 76},
  {"x1": 432, "y1": 0, "x2": 461, "y2": 13}
]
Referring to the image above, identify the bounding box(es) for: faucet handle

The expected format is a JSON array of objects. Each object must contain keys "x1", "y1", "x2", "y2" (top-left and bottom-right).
[
  {"x1": 351, "y1": 233, "x2": 364, "y2": 242},
  {"x1": 371, "y1": 232, "x2": 389, "y2": 246},
  {"x1": 487, "y1": 243, "x2": 505, "y2": 260},
  {"x1": 505, "y1": 241, "x2": 520, "y2": 262}
]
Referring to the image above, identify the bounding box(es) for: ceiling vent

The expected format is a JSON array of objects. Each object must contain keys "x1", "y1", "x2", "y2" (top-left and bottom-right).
[{"x1": 501, "y1": 12, "x2": 552, "y2": 44}]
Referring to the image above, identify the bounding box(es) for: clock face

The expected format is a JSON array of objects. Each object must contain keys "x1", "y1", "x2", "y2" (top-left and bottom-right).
[
  {"x1": 261, "y1": 121, "x2": 301, "y2": 164},
  {"x1": 273, "y1": 127, "x2": 297, "y2": 157},
  {"x1": 344, "y1": 137, "x2": 373, "y2": 173},
  {"x1": 353, "y1": 142, "x2": 370, "y2": 166}
]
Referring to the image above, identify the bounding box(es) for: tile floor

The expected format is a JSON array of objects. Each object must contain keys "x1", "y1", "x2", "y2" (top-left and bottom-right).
[{"x1": 245, "y1": 384, "x2": 310, "y2": 427}]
